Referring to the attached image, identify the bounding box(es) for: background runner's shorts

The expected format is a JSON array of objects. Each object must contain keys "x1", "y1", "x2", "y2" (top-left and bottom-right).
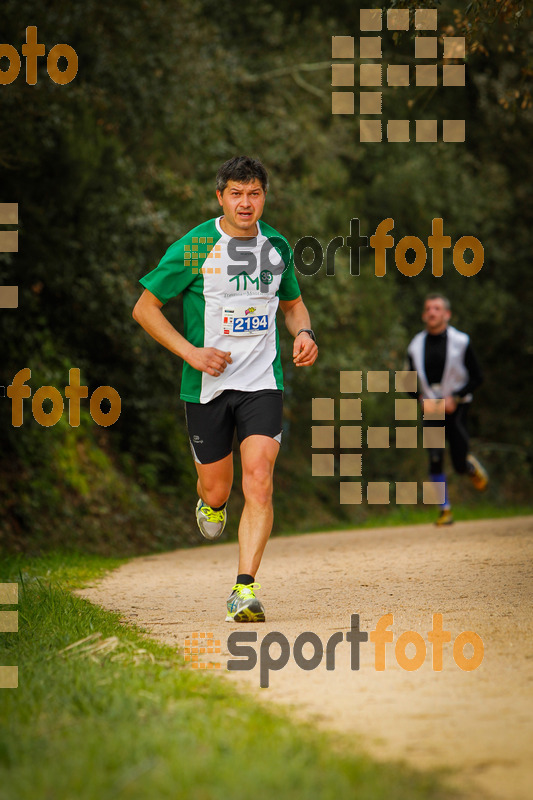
[{"x1": 184, "y1": 389, "x2": 283, "y2": 464}]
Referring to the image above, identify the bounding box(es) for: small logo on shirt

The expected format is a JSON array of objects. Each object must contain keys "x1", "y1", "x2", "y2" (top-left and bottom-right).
[
  {"x1": 193, "y1": 435, "x2": 203, "y2": 444},
  {"x1": 245, "y1": 306, "x2": 256, "y2": 315},
  {"x1": 260, "y1": 269, "x2": 273, "y2": 284}
]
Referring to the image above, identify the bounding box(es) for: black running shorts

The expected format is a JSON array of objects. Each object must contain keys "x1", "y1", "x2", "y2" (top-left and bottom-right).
[{"x1": 184, "y1": 389, "x2": 283, "y2": 465}]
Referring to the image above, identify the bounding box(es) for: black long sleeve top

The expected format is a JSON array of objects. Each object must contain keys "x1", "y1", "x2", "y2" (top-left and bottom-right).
[{"x1": 407, "y1": 329, "x2": 483, "y2": 398}]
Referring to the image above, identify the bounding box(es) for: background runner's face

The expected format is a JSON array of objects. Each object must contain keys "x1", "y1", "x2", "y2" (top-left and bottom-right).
[
  {"x1": 422, "y1": 299, "x2": 451, "y2": 334},
  {"x1": 216, "y1": 178, "x2": 266, "y2": 237}
]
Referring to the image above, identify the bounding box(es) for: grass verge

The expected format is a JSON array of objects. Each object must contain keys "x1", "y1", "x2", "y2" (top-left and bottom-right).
[
  {"x1": 350, "y1": 501, "x2": 532, "y2": 529},
  {"x1": 279, "y1": 502, "x2": 533, "y2": 538},
  {"x1": 0, "y1": 553, "x2": 460, "y2": 800}
]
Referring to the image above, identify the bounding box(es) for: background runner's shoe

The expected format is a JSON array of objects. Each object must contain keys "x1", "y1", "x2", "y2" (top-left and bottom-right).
[
  {"x1": 435, "y1": 508, "x2": 454, "y2": 526},
  {"x1": 225, "y1": 583, "x2": 265, "y2": 622},
  {"x1": 466, "y1": 455, "x2": 489, "y2": 491},
  {"x1": 196, "y1": 499, "x2": 227, "y2": 541}
]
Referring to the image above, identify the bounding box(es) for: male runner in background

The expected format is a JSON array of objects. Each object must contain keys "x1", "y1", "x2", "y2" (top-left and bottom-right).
[
  {"x1": 133, "y1": 156, "x2": 318, "y2": 621},
  {"x1": 407, "y1": 294, "x2": 488, "y2": 526}
]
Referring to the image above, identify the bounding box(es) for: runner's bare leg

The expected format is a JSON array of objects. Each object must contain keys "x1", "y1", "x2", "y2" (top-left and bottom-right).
[
  {"x1": 238, "y1": 434, "x2": 280, "y2": 577},
  {"x1": 195, "y1": 452, "x2": 233, "y2": 509}
]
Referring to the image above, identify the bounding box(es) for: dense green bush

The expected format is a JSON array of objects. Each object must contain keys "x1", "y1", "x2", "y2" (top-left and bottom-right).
[{"x1": 1, "y1": 0, "x2": 531, "y2": 552}]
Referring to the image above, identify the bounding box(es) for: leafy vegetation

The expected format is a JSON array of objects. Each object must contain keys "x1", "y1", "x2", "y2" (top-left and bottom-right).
[{"x1": 1, "y1": 0, "x2": 531, "y2": 553}]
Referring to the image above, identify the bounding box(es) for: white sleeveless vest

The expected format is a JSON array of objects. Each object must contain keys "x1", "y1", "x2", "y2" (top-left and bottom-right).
[{"x1": 407, "y1": 326, "x2": 472, "y2": 402}]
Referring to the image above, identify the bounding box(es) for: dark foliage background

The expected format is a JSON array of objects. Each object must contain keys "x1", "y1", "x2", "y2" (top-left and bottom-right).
[{"x1": 1, "y1": 0, "x2": 531, "y2": 553}]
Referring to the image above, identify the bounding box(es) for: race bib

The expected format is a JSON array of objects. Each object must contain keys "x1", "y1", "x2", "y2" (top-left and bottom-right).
[{"x1": 221, "y1": 301, "x2": 269, "y2": 336}]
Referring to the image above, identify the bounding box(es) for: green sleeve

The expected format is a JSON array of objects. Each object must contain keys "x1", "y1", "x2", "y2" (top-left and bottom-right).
[
  {"x1": 139, "y1": 238, "x2": 195, "y2": 304},
  {"x1": 278, "y1": 245, "x2": 301, "y2": 301}
]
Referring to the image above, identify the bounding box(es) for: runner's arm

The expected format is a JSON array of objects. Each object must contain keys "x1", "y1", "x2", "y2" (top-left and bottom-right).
[
  {"x1": 132, "y1": 289, "x2": 232, "y2": 377},
  {"x1": 279, "y1": 296, "x2": 318, "y2": 367},
  {"x1": 456, "y1": 343, "x2": 483, "y2": 397}
]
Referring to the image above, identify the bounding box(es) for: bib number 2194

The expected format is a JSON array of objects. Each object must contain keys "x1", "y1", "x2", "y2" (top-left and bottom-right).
[
  {"x1": 221, "y1": 303, "x2": 269, "y2": 336},
  {"x1": 234, "y1": 314, "x2": 267, "y2": 332}
]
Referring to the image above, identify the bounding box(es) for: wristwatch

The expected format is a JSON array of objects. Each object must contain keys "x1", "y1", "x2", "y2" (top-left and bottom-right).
[{"x1": 296, "y1": 328, "x2": 317, "y2": 344}]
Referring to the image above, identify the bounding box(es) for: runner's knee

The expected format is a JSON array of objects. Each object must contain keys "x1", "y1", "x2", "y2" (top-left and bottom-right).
[
  {"x1": 242, "y1": 463, "x2": 273, "y2": 505},
  {"x1": 197, "y1": 478, "x2": 231, "y2": 508}
]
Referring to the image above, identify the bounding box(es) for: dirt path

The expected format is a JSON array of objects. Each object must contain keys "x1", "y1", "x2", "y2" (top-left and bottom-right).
[{"x1": 78, "y1": 516, "x2": 533, "y2": 800}]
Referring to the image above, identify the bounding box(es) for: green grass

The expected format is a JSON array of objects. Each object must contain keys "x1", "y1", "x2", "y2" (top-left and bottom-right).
[
  {"x1": 357, "y1": 501, "x2": 533, "y2": 529},
  {"x1": 0, "y1": 554, "x2": 460, "y2": 800},
  {"x1": 279, "y1": 501, "x2": 533, "y2": 538}
]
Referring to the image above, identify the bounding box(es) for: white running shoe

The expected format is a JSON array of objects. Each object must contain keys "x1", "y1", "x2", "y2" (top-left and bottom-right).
[
  {"x1": 195, "y1": 499, "x2": 227, "y2": 541},
  {"x1": 225, "y1": 583, "x2": 265, "y2": 622},
  {"x1": 466, "y1": 455, "x2": 489, "y2": 491}
]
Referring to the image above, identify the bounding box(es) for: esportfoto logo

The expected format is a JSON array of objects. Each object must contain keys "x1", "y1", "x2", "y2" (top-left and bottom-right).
[
  {"x1": 186, "y1": 613, "x2": 484, "y2": 688},
  {"x1": 199, "y1": 219, "x2": 483, "y2": 285},
  {"x1": 227, "y1": 613, "x2": 484, "y2": 688}
]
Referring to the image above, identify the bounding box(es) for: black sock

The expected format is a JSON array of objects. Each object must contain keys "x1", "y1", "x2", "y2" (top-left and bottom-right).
[
  {"x1": 200, "y1": 499, "x2": 226, "y2": 511},
  {"x1": 236, "y1": 573, "x2": 254, "y2": 586}
]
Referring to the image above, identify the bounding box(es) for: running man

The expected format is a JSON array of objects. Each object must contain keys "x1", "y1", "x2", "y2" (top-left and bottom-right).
[
  {"x1": 133, "y1": 156, "x2": 318, "y2": 621},
  {"x1": 407, "y1": 294, "x2": 488, "y2": 526}
]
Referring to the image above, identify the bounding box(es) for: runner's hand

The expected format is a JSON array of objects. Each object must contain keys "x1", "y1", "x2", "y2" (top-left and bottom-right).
[
  {"x1": 444, "y1": 395, "x2": 457, "y2": 414},
  {"x1": 187, "y1": 347, "x2": 232, "y2": 376},
  {"x1": 293, "y1": 333, "x2": 318, "y2": 367}
]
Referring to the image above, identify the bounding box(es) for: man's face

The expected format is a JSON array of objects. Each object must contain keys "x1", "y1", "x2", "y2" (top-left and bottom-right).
[
  {"x1": 422, "y1": 298, "x2": 451, "y2": 333},
  {"x1": 216, "y1": 178, "x2": 266, "y2": 237}
]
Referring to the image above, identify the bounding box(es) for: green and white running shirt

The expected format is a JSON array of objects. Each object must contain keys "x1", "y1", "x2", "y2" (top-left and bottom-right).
[{"x1": 140, "y1": 216, "x2": 301, "y2": 403}]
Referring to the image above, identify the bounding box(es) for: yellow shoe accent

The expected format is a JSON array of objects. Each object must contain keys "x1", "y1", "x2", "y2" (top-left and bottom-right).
[
  {"x1": 226, "y1": 583, "x2": 265, "y2": 622},
  {"x1": 196, "y1": 499, "x2": 227, "y2": 540},
  {"x1": 466, "y1": 455, "x2": 489, "y2": 491},
  {"x1": 435, "y1": 509, "x2": 454, "y2": 526}
]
